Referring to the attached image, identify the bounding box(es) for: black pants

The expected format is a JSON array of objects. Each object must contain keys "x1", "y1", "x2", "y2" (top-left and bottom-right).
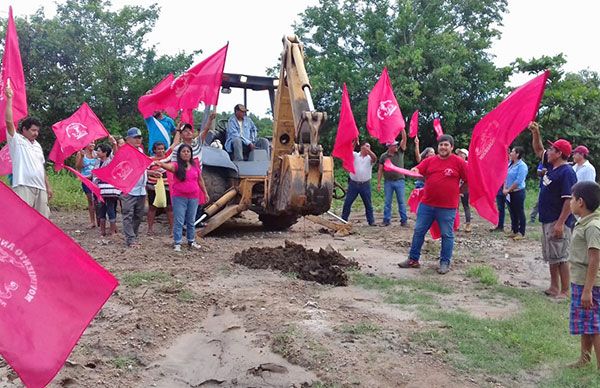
[{"x1": 507, "y1": 189, "x2": 526, "y2": 235}]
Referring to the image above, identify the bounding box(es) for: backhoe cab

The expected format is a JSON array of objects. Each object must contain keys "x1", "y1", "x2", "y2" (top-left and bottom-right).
[{"x1": 197, "y1": 35, "x2": 334, "y2": 236}]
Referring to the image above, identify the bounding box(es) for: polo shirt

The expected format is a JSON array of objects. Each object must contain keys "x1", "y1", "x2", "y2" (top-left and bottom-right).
[
  {"x1": 7, "y1": 132, "x2": 46, "y2": 190},
  {"x1": 539, "y1": 152, "x2": 577, "y2": 227},
  {"x1": 570, "y1": 211, "x2": 600, "y2": 286}
]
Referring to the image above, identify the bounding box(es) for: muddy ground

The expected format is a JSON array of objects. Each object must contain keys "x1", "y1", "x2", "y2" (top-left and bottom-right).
[{"x1": 0, "y1": 210, "x2": 552, "y2": 388}]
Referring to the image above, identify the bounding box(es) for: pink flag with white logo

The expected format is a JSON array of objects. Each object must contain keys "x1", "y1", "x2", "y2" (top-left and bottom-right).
[
  {"x1": 0, "y1": 143, "x2": 12, "y2": 175},
  {"x1": 366, "y1": 67, "x2": 405, "y2": 144},
  {"x1": 0, "y1": 181, "x2": 118, "y2": 388},
  {"x1": 92, "y1": 144, "x2": 152, "y2": 195},
  {"x1": 0, "y1": 7, "x2": 28, "y2": 143},
  {"x1": 49, "y1": 102, "x2": 109, "y2": 166},
  {"x1": 409, "y1": 110, "x2": 419, "y2": 138},
  {"x1": 332, "y1": 84, "x2": 359, "y2": 173},
  {"x1": 138, "y1": 44, "x2": 228, "y2": 118},
  {"x1": 468, "y1": 70, "x2": 549, "y2": 225},
  {"x1": 433, "y1": 117, "x2": 443, "y2": 138}
]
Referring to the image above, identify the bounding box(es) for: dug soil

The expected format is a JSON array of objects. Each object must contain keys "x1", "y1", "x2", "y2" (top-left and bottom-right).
[{"x1": 0, "y1": 211, "x2": 553, "y2": 388}]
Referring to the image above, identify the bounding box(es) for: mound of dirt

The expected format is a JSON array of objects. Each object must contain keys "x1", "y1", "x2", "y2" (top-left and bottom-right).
[{"x1": 233, "y1": 240, "x2": 359, "y2": 286}]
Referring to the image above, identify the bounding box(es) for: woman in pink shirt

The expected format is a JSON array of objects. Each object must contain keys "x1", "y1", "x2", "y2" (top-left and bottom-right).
[{"x1": 154, "y1": 144, "x2": 209, "y2": 252}]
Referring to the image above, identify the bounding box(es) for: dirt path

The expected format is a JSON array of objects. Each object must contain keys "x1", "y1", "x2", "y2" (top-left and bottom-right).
[{"x1": 0, "y1": 211, "x2": 549, "y2": 387}]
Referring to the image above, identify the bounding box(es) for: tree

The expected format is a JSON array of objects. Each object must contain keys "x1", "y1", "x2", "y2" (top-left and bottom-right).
[
  {"x1": 294, "y1": 0, "x2": 512, "y2": 161},
  {"x1": 1, "y1": 0, "x2": 195, "y2": 151}
]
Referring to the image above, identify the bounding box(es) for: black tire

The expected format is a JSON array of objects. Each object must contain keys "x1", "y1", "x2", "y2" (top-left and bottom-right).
[
  {"x1": 259, "y1": 214, "x2": 298, "y2": 231},
  {"x1": 203, "y1": 166, "x2": 232, "y2": 201}
]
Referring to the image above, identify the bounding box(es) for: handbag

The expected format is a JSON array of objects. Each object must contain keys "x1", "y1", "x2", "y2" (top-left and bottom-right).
[{"x1": 153, "y1": 177, "x2": 167, "y2": 208}]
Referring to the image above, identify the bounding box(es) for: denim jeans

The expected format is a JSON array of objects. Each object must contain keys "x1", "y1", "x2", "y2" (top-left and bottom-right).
[
  {"x1": 231, "y1": 137, "x2": 270, "y2": 161},
  {"x1": 408, "y1": 203, "x2": 457, "y2": 264},
  {"x1": 96, "y1": 197, "x2": 118, "y2": 222},
  {"x1": 508, "y1": 189, "x2": 526, "y2": 235},
  {"x1": 172, "y1": 196, "x2": 199, "y2": 244},
  {"x1": 496, "y1": 188, "x2": 507, "y2": 228},
  {"x1": 341, "y1": 179, "x2": 375, "y2": 225},
  {"x1": 384, "y1": 179, "x2": 407, "y2": 223}
]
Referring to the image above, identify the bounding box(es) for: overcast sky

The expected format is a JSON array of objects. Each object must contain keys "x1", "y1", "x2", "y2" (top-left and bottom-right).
[{"x1": 4, "y1": 0, "x2": 600, "y2": 116}]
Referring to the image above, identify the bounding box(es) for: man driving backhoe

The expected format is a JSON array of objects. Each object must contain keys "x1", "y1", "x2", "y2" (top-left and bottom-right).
[{"x1": 224, "y1": 104, "x2": 269, "y2": 161}]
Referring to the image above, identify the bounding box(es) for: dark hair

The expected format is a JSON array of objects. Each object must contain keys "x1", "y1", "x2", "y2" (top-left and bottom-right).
[
  {"x1": 437, "y1": 134, "x2": 454, "y2": 147},
  {"x1": 572, "y1": 181, "x2": 600, "y2": 212},
  {"x1": 175, "y1": 144, "x2": 195, "y2": 181},
  {"x1": 181, "y1": 123, "x2": 193, "y2": 131},
  {"x1": 152, "y1": 141, "x2": 166, "y2": 152},
  {"x1": 96, "y1": 143, "x2": 112, "y2": 157},
  {"x1": 19, "y1": 117, "x2": 42, "y2": 132},
  {"x1": 420, "y1": 147, "x2": 435, "y2": 160},
  {"x1": 512, "y1": 146, "x2": 525, "y2": 159}
]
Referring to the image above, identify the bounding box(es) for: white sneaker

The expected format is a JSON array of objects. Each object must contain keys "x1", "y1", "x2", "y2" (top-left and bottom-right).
[
  {"x1": 188, "y1": 242, "x2": 201, "y2": 249},
  {"x1": 174, "y1": 244, "x2": 182, "y2": 252}
]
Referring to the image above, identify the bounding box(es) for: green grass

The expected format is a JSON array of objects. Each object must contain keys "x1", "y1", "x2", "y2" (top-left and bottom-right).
[
  {"x1": 112, "y1": 356, "x2": 136, "y2": 369},
  {"x1": 47, "y1": 169, "x2": 88, "y2": 209},
  {"x1": 177, "y1": 289, "x2": 196, "y2": 303},
  {"x1": 338, "y1": 321, "x2": 381, "y2": 336},
  {"x1": 465, "y1": 265, "x2": 499, "y2": 286},
  {"x1": 271, "y1": 326, "x2": 299, "y2": 359},
  {"x1": 121, "y1": 271, "x2": 171, "y2": 287}
]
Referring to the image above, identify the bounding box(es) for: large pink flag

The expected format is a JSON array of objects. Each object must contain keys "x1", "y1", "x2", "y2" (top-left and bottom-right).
[
  {"x1": 0, "y1": 143, "x2": 12, "y2": 175},
  {"x1": 136, "y1": 73, "x2": 175, "y2": 118},
  {"x1": 409, "y1": 110, "x2": 419, "y2": 138},
  {"x1": 93, "y1": 144, "x2": 152, "y2": 195},
  {"x1": 433, "y1": 117, "x2": 444, "y2": 138},
  {"x1": 138, "y1": 44, "x2": 228, "y2": 118},
  {"x1": 468, "y1": 70, "x2": 550, "y2": 224},
  {"x1": 0, "y1": 181, "x2": 118, "y2": 388},
  {"x1": 332, "y1": 84, "x2": 359, "y2": 173},
  {"x1": 366, "y1": 67, "x2": 405, "y2": 144},
  {"x1": 0, "y1": 7, "x2": 27, "y2": 142},
  {"x1": 49, "y1": 103, "x2": 110, "y2": 167}
]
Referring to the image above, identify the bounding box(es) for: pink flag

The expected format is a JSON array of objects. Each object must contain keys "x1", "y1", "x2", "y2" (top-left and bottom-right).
[
  {"x1": 383, "y1": 159, "x2": 423, "y2": 179},
  {"x1": 366, "y1": 67, "x2": 405, "y2": 144},
  {"x1": 93, "y1": 144, "x2": 152, "y2": 195},
  {"x1": 138, "y1": 44, "x2": 228, "y2": 118},
  {"x1": 332, "y1": 84, "x2": 359, "y2": 173},
  {"x1": 62, "y1": 165, "x2": 104, "y2": 203},
  {"x1": 409, "y1": 110, "x2": 419, "y2": 138},
  {"x1": 0, "y1": 7, "x2": 28, "y2": 143},
  {"x1": 433, "y1": 117, "x2": 443, "y2": 138},
  {"x1": 49, "y1": 103, "x2": 110, "y2": 166},
  {"x1": 180, "y1": 108, "x2": 194, "y2": 129},
  {"x1": 468, "y1": 70, "x2": 550, "y2": 224},
  {"x1": 0, "y1": 143, "x2": 12, "y2": 175},
  {"x1": 136, "y1": 73, "x2": 175, "y2": 118},
  {"x1": 0, "y1": 181, "x2": 118, "y2": 388}
]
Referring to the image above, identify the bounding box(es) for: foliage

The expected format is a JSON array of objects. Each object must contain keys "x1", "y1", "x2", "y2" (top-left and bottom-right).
[
  {"x1": 465, "y1": 265, "x2": 498, "y2": 286},
  {"x1": 294, "y1": 0, "x2": 512, "y2": 159}
]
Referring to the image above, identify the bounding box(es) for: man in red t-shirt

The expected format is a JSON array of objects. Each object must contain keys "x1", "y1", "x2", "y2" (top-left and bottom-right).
[{"x1": 398, "y1": 134, "x2": 468, "y2": 274}]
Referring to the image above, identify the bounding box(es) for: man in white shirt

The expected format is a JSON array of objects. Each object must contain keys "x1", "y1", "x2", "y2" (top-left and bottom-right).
[
  {"x1": 341, "y1": 141, "x2": 377, "y2": 226},
  {"x1": 572, "y1": 145, "x2": 596, "y2": 182},
  {"x1": 5, "y1": 82, "x2": 52, "y2": 218}
]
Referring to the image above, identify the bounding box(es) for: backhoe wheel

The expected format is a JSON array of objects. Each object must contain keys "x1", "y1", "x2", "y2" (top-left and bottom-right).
[
  {"x1": 259, "y1": 214, "x2": 298, "y2": 231},
  {"x1": 202, "y1": 166, "x2": 232, "y2": 202}
]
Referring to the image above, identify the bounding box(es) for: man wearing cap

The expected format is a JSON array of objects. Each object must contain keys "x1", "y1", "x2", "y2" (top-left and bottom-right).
[
  {"x1": 225, "y1": 104, "x2": 269, "y2": 161},
  {"x1": 529, "y1": 122, "x2": 578, "y2": 298},
  {"x1": 377, "y1": 129, "x2": 408, "y2": 227},
  {"x1": 572, "y1": 145, "x2": 596, "y2": 182},
  {"x1": 398, "y1": 134, "x2": 468, "y2": 274},
  {"x1": 122, "y1": 127, "x2": 149, "y2": 248}
]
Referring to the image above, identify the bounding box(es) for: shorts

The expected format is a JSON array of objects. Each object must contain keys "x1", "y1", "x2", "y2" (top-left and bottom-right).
[
  {"x1": 541, "y1": 221, "x2": 572, "y2": 264},
  {"x1": 570, "y1": 283, "x2": 600, "y2": 335},
  {"x1": 147, "y1": 187, "x2": 171, "y2": 207}
]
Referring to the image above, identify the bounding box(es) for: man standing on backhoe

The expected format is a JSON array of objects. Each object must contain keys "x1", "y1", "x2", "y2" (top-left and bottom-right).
[{"x1": 224, "y1": 104, "x2": 269, "y2": 161}]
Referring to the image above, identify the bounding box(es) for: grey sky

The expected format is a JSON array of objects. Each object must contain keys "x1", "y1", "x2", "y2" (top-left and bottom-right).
[{"x1": 6, "y1": 0, "x2": 600, "y2": 117}]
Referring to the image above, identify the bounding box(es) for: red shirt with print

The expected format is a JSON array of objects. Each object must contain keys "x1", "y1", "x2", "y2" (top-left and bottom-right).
[{"x1": 416, "y1": 154, "x2": 468, "y2": 208}]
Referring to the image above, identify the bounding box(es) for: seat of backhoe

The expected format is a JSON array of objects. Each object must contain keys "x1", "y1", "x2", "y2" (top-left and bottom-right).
[{"x1": 232, "y1": 149, "x2": 269, "y2": 177}]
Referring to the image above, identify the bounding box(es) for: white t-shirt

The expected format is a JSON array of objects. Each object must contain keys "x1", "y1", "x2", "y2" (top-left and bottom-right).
[
  {"x1": 573, "y1": 160, "x2": 596, "y2": 182},
  {"x1": 349, "y1": 152, "x2": 374, "y2": 183},
  {"x1": 7, "y1": 132, "x2": 46, "y2": 190}
]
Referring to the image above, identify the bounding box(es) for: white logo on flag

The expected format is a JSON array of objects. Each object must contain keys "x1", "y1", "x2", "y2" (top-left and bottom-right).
[
  {"x1": 172, "y1": 73, "x2": 195, "y2": 98},
  {"x1": 112, "y1": 161, "x2": 134, "y2": 181},
  {"x1": 65, "y1": 122, "x2": 89, "y2": 140},
  {"x1": 0, "y1": 239, "x2": 39, "y2": 307},
  {"x1": 475, "y1": 120, "x2": 499, "y2": 160},
  {"x1": 377, "y1": 100, "x2": 398, "y2": 120}
]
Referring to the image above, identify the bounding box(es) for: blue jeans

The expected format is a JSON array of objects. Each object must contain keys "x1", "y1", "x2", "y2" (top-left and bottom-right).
[
  {"x1": 96, "y1": 197, "x2": 118, "y2": 222},
  {"x1": 496, "y1": 188, "x2": 507, "y2": 228},
  {"x1": 508, "y1": 189, "x2": 526, "y2": 235},
  {"x1": 341, "y1": 180, "x2": 374, "y2": 225},
  {"x1": 384, "y1": 179, "x2": 407, "y2": 223},
  {"x1": 408, "y1": 203, "x2": 457, "y2": 264},
  {"x1": 172, "y1": 196, "x2": 199, "y2": 244}
]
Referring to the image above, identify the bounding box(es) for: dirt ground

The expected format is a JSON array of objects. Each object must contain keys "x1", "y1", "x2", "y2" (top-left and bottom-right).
[{"x1": 0, "y1": 209, "x2": 552, "y2": 388}]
